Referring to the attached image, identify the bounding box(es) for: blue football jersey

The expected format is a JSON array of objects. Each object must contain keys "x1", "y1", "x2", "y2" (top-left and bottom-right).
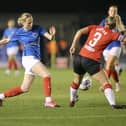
[
  {"x1": 11, "y1": 25, "x2": 47, "y2": 59},
  {"x1": 105, "y1": 41, "x2": 121, "y2": 50}
]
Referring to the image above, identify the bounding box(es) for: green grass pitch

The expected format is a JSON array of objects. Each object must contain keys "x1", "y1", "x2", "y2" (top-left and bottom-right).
[{"x1": 0, "y1": 68, "x2": 126, "y2": 126}]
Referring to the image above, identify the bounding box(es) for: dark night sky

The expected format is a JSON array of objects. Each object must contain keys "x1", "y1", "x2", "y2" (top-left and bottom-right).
[{"x1": 0, "y1": 0, "x2": 125, "y2": 13}]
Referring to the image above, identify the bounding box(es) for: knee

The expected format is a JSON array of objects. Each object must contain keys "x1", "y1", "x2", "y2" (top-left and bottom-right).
[
  {"x1": 21, "y1": 85, "x2": 30, "y2": 92},
  {"x1": 73, "y1": 76, "x2": 81, "y2": 84},
  {"x1": 8, "y1": 55, "x2": 15, "y2": 60},
  {"x1": 106, "y1": 63, "x2": 114, "y2": 70},
  {"x1": 99, "y1": 83, "x2": 113, "y2": 92},
  {"x1": 42, "y1": 73, "x2": 51, "y2": 78}
]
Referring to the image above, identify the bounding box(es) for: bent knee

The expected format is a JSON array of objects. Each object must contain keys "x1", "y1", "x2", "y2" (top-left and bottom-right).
[
  {"x1": 42, "y1": 73, "x2": 51, "y2": 78},
  {"x1": 21, "y1": 85, "x2": 30, "y2": 92},
  {"x1": 73, "y1": 75, "x2": 82, "y2": 84}
]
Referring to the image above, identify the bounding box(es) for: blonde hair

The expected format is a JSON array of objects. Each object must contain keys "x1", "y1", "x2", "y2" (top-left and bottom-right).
[
  {"x1": 17, "y1": 12, "x2": 32, "y2": 26},
  {"x1": 108, "y1": 5, "x2": 126, "y2": 32},
  {"x1": 115, "y1": 15, "x2": 126, "y2": 32}
]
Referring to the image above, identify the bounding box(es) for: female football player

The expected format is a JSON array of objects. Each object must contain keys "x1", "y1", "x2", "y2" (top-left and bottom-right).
[
  {"x1": 100, "y1": 5, "x2": 126, "y2": 92},
  {"x1": 69, "y1": 16, "x2": 126, "y2": 109},
  {"x1": 3, "y1": 19, "x2": 20, "y2": 76},
  {"x1": 0, "y1": 12, "x2": 59, "y2": 108}
]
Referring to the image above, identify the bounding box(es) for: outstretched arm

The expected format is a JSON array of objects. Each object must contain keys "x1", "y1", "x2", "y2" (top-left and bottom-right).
[
  {"x1": 0, "y1": 38, "x2": 10, "y2": 45},
  {"x1": 69, "y1": 26, "x2": 89, "y2": 55}
]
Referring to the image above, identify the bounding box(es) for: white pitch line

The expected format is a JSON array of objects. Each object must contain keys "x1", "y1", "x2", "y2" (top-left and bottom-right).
[{"x1": 0, "y1": 115, "x2": 126, "y2": 120}]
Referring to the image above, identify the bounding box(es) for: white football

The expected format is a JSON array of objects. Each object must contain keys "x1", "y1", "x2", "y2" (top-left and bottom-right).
[{"x1": 79, "y1": 76, "x2": 92, "y2": 90}]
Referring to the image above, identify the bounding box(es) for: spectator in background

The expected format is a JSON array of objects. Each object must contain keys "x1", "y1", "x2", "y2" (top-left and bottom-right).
[{"x1": 3, "y1": 19, "x2": 20, "y2": 76}]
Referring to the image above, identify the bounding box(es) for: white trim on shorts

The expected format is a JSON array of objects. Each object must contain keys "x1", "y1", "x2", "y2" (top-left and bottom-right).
[
  {"x1": 103, "y1": 47, "x2": 121, "y2": 61},
  {"x1": 22, "y1": 56, "x2": 40, "y2": 75}
]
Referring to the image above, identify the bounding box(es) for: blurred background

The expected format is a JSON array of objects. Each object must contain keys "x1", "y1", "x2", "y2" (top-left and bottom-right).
[{"x1": 0, "y1": 0, "x2": 125, "y2": 69}]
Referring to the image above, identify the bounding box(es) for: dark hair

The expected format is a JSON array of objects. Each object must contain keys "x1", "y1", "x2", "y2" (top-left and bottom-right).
[{"x1": 109, "y1": 4, "x2": 118, "y2": 9}]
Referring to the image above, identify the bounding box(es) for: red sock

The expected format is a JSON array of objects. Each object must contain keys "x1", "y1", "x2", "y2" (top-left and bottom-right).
[
  {"x1": 71, "y1": 82, "x2": 79, "y2": 89},
  {"x1": 12, "y1": 60, "x2": 18, "y2": 70},
  {"x1": 4, "y1": 86, "x2": 23, "y2": 97},
  {"x1": 104, "y1": 84, "x2": 112, "y2": 89},
  {"x1": 8, "y1": 60, "x2": 13, "y2": 69},
  {"x1": 111, "y1": 70, "x2": 119, "y2": 83},
  {"x1": 43, "y1": 77, "x2": 51, "y2": 97},
  {"x1": 106, "y1": 69, "x2": 112, "y2": 78}
]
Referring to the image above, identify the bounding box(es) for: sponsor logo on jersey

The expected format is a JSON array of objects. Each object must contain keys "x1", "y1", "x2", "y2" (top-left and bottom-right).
[{"x1": 84, "y1": 44, "x2": 95, "y2": 52}]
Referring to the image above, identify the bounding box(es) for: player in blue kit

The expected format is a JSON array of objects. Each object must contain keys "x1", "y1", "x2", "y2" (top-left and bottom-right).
[
  {"x1": 3, "y1": 19, "x2": 20, "y2": 76},
  {"x1": 0, "y1": 12, "x2": 59, "y2": 108},
  {"x1": 99, "y1": 5, "x2": 126, "y2": 92}
]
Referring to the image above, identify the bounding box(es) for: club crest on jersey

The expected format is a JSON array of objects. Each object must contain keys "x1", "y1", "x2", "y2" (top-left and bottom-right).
[{"x1": 32, "y1": 33, "x2": 38, "y2": 38}]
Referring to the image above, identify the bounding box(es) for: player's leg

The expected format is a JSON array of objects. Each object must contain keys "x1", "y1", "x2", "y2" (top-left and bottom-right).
[
  {"x1": 0, "y1": 74, "x2": 35, "y2": 106},
  {"x1": 112, "y1": 61, "x2": 120, "y2": 92},
  {"x1": 31, "y1": 61, "x2": 60, "y2": 107},
  {"x1": 91, "y1": 69, "x2": 126, "y2": 109},
  {"x1": 114, "y1": 60, "x2": 122, "y2": 76},
  {"x1": 0, "y1": 56, "x2": 37, "y2": 106},
  {"x1": 105, "y1": 47, "x2": 121, "y2": 92},
  {"x1": 103, "y1": 49, "x2": 112, "y2": 78},
  {"x1": 69, "y1": 73, "x2": 83, "y2": 107},
  {"x1": 85, "y1": 58, "x2": 115, "y2": 106},
  {"x1": 69, "y1": 55, "x2": 85, "y2": 107},
  {"x1": 105, "y1": 54, "x2": 119, "y2": 80},
  {"x1": 84, "y1": 57, "x2": 125, "y2": 109},
  {"x1": 91, "y1": 69, "x2": 116, "y2": 106}
]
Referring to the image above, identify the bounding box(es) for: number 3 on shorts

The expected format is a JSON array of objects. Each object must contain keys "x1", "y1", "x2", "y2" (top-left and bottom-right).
[{"x1": 89, "y1": 32, "x2": 102, "y2": 47}]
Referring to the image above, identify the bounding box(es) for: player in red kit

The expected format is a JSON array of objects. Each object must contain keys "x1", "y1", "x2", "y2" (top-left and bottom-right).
[{"x1": 69, "y1": 16, "x2": 126, "y2": 109}]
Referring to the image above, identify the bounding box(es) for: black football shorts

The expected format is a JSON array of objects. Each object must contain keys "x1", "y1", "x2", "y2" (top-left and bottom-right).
[{"x1": 73, "y1": 55, "x2": 101, "y2": 75}]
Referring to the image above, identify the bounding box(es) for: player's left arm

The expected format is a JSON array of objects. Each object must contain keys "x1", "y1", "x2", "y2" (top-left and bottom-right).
[
  {"x1": 112, "y1": 32, "x2": 126, "y2": 45},
  {"x1": 42, "y1": 26, "x2": 56, "y2": 41}
]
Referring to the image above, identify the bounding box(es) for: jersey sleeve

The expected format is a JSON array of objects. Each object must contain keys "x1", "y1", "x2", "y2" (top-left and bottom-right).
[
  {"x1": 112, "y1": 32, "x2": 125, "y2": 41},
  {"x1": 39, "y1": 26, "x2": 47, "y2": 36},
  {"x1": 99, "y1": 19, "x2": 106, "y2": 26},
  {"x1": 87, "y1": 25, "x2": 96, "y2": 32}
]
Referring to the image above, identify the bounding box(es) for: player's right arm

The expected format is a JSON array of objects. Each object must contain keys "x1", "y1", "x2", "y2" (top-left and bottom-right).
[
  {"x1": 0, "y1": 38, "x2": 10, "y2": 45},
  {"x1": 70, "y1": 25, "x2": 95, "y2": 55}
]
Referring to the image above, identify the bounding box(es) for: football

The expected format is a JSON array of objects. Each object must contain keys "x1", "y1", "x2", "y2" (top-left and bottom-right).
[{"x1": 79, "y1": 76, "x2": 92, "y2": 90}]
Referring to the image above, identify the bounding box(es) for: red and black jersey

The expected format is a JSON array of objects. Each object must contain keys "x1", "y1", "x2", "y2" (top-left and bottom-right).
[{"x1": 79, "y1": 25, "x2": 124, "y2": 61}]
